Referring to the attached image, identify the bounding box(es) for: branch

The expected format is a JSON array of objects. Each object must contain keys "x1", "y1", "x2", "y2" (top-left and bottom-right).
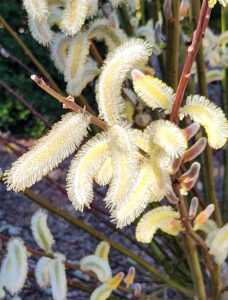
[
  {"x1": 31, "y1": 75, "x2": 108, "y2": 131},
  {"x1": 170, "y1": 0, "x2": 211, "y2": 123}
]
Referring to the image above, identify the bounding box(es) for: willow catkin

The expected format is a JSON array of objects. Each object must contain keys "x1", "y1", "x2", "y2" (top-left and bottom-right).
[{"x1": 5, "y1": 113, "x2": 90, "y2": 192}]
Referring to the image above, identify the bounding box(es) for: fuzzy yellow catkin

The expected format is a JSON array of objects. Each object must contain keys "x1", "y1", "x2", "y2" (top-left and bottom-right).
[
  {"x1": 1, "y1": 238, "x2": 28, "y2": 295},
  {"x1": 50, "y1": 257, "x2": 67, "y2": 300},
  {"x1": 28, "y1": 15, "x2": 54, "y2": 46},
  {"x1": 180, "y1": 95, "x2": 228, "y2": 149},
  {"x1": 96, "y1": 39, "x2": 152, "y2": 125},
  {"x1": 23, "y1": 0, "x2": 49, "y2": 21},
  {"x1": 113, "y1": 158, "x2": 171, "y2": 228},
  {"x1": 35, "y1": 257, "x2": 52, "y2": 288},
  {"x1": 88, "y1": 19, "x2": 127, "y2": 51},
  {"x1": 95, "y1": 241, "x2": 110, "y2": 261},
  {"x1": 145, "y1": 120, "x2": 188, "y2": 159},
  {"x1": 67, "y1": 60, "x2": 99, "y2": 97},
  {"x1": 64, "y1": 31, "x2": 90, "y2": 82},
  {"x1": 209, "y1": 223, "x2": 228, "y2": 264},
  {"x1": 31, "y1": 209, "x2": 55, "y2": 252},
  {"x1": 94, "y1": 156, "x2": 113, "y2": 186},
  {"x1": 80, "y1": 255, "x2": 112, "y2": 282},
  {"x1": 104, "y1": 125, "x2": 138, "y2": 210},
  {"x1": 136, "y1": 206, "x2": 182, "y2": 243},
  {"x1": 5, "y1": 113, "x2": 90, "y2": 192},
  {"x1": 66, "y1": 133, "x2": 110, "y2": 211},
  {"x1": 132, "y1": 69, "x2": 175, "y2": 113},
  {"x1": 90, "y1": 272, "x2": 124, "y2": 300},
  {"x1": 60, "y1": 0, "x2": 88, "y2": 36},
  {"x1": 50, "y1": 33, "x2": 70, "y2": 74}
]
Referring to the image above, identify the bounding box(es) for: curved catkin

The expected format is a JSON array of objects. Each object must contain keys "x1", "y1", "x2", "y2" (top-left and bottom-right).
[
  {"x1": 66, "y1": 133, "x2": 110, "y2": 211},
  {"x1": 60, "y1": 0, "x2": 88, "y2": 36},
  {"x1": 180, "y1": 95, "x2": 228, "y2": 149},
  {"x1": 50, "y1": 258, "x2": 67, "y2": 300},
  {"x1": 96, "y1": 39, "x2": 152, "y2": 125},
  {"x1": 86, "y1": 0, "x2": 99, "y2": 17},
  {"x1": 90, "y1": 283, "x2": 112, "y2": 300},
  {"x1": 66, "y1": 61, "x2": 99, "y2": 96},
  {"x1": 145, "y1": 120, "x2": 188, "y2": 159},
  {"x1": 136, "y1": 206, "x2": 182, "y2": 243},
  {"x1": 35, "y1": 257, "x2": 52, "y2": 288},
  {"x1": 95, "y1": 156, "x2": 113, "y2": 186},
  {"x1": 132, "y1": 69, "x2": 175, "y2": 113},
  {"x1": 90, "y1": 272, "x2": 124, "y2": 300},
  {"x1": 64, "y1": 32, "x2": 90, "y2": 82},
  {"x1": 28, "y1": 15, "x2": 54, "y2": 46},
  {"x1": 5, "y1": 113, "x2": 90, "y2": 192},
  {"x1": 113, "y1": 159, "x2": 170, "y2": 228},
  {"x1": 104, "y1": 125, "x2": 138, "y2": 210},
  {"x1": 124, "y1": 267, "x2": 135, "y2": 288},
  {"x1": 80, "y1": 255, "x2": 112, "y2": 282},
  {"x1": 50, "y1": 33, "x2": 70, "y2": 73},
  {"x1": 1, "y1": 238, "x2": 28, "y2": 295},
  {"x1": 95, "y1": 241, "x2": 110, "y2": 261},
  {"x1": 31, "y1": 209, "x2": 55, "y2": 252},
  {"x1": 88, "y1": 19, "x2": 127, "y2": 51},
  {"x1": 23, "y1": 0, "x2": 49, "y2": 21},
  {"x1": 209, "y1": 223, "x2": 228, "y2": 265}
]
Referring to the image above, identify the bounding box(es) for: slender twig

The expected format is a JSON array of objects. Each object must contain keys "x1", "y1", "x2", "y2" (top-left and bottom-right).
[
  {"x1": 165, "y1": 0, "x2": 180, "y2": 90},
  {"x1": 31, "y1": 75, "x2": 108, "y2": 130},
  {"x1": 151, "y1": 0, "x2": 160, "y2": 24},
  {"x1": 190, "y1": 0, "x2": 222, "y2": 228},
  {"x1": 0, "y1": 79, "x2": 52, "y2": 128},
  {"x1": 117, "y1": 4, "x2": 134, "y2": 36},
  {"x1": 0, "y1": 44, "x2": 35, "y2": 75},
  {"x1": 170, "y1": 0, "x2": 211, "y2": 123},
  {"x1": 90, "y1": 42, "x2": 104, "y2": 65}
]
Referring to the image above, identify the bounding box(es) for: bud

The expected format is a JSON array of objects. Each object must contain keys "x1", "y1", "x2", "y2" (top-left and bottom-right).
[
  {"x1": 183, "y1": 138, "x2": 207, "y2": 163},
  {"x1": 178, "y1": 162, "x2": 201, "y2": 195},
  {"x1": 179, "y1": 0, "x2": 191, "y2": 17},
  {"x1": 134, "y1": 112, "x2": 152, "y2": 127},
  {"x1": 163, "y1": 0, "x2": 173, "y2": 20},
  {"x1": 189, "y1": 197, "x2": 199, "y2": 219},
  {"x1": 193, "y1": 204, "x2": 215, "y2": 231},
  {"x1": 182, "y1": 123, "x2": 200, "y2": 141},
  {"x1": 123, "y1": 266, "x2": 135, "y2": 288},
  {"x1": 134, "y1": 283, "x2": 142, "y2": 298}
]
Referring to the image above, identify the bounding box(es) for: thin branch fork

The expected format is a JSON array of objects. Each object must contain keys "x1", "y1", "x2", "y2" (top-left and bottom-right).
[
  {"x1": 31, "y1": 75, "x2": 108, "y2": 131},
  {"x1": 170, "y1": 0, "x2": 211, "y2": 123}
]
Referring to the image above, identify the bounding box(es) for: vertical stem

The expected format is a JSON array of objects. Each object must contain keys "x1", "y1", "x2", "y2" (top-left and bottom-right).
[
  {"x1": 165, "y1": 0, "x2": 180, "y2": 90},
  {"x1": 118, "y1": 4, "x2": 134, "y2": 36},
  {"x1": 222, "y1": 6, "x2": 228, "y2": 222},
  {"x1": 170, "y1": 0, "x2": 211, "y2": 123},
  {"x1": 185, "y1": 236, "x2": 206, "y2": 300},
  {"x1": 139, "y1": 0, "x2": 146, "y2": 24},
  {"x1": 191, "y1": 0, "x2": 222, "y2": 227},
  {"x1": 151, "y1": 0, "x2": 160, "y2": 24}
]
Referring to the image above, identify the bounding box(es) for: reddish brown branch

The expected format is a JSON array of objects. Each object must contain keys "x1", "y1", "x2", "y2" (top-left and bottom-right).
[
  {"x1": 170, "y1": 0, "x2": 211, "y2": 123},
  {"x1": 31, "y1": 75, "x2": 108, "y2": 130}
]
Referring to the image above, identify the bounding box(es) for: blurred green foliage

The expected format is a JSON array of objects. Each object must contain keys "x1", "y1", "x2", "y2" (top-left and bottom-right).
[{"x1": 0, "y1": 0, "x2": 64, "y2": 138}]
